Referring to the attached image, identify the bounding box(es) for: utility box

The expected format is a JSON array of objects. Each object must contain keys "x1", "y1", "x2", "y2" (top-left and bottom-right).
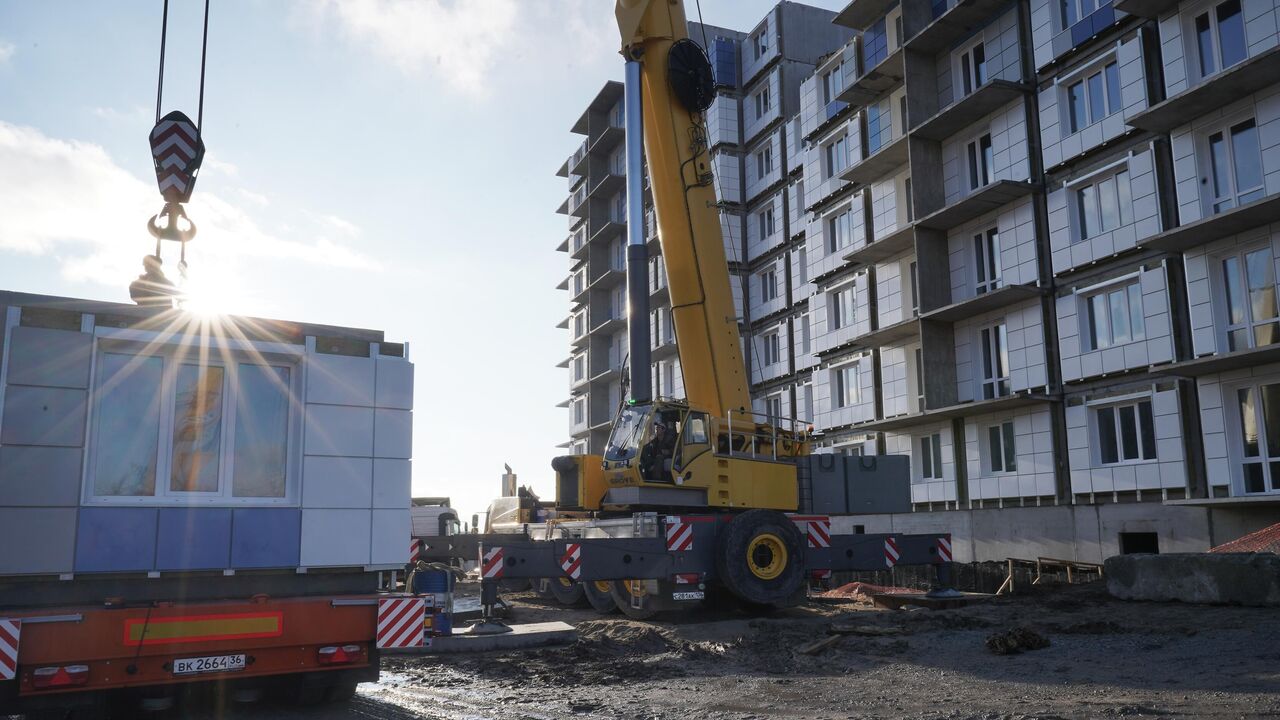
[
  {"x1": 800, "y1": 454, "x2": 910, "y2": 515},
  {"x1": 0, "y1": 290, "x2": 414, "y2": 580}
]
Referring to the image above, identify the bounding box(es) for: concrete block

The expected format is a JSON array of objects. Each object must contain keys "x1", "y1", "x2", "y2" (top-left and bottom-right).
[
  {"x1": 0, "y1": 508, "x2": 76, "y2": 574},
  {"x1": 0, "y1": 446, "x2": 83, "y2": 506},
  {"x1": 1106, "y1": 553, "x2": 1280, "y2": 606},
  {"x1": 1, "y1": 386, "x2": 87, "y2": 447},
  {"x1": 6, "y1": 326, "x2": 91, "y2": 389},
  {"x1": 383, "y1": 621, "x2": 578, "y2": 655}
]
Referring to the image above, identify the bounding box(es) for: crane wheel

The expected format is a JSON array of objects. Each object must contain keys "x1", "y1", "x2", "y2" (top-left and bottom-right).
[
  {"x1": 500, "y1": 578, "x2": 532, "y2": 594},
  {"x1": 583, "y1": 580, "x2": 619, "y2": 614},
  {"x1": 610, "y1": 579, "x2": 661, "y2": 619},
  {"x1": 716, "y1": 509, "x2": 806, "y2": 608},
  {"x1": 548, "y1": 577, "x2": 587, "y2": 606}
]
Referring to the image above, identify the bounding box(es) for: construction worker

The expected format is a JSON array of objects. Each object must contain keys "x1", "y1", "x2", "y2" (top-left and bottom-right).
[{"x1": 640, "y1": 421, "x2": 676, "y2": 482}]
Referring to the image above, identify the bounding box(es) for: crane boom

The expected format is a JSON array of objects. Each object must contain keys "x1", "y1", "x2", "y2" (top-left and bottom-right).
[{"x1": 616, "y1": 0, "x2": 750, "y2": 420}]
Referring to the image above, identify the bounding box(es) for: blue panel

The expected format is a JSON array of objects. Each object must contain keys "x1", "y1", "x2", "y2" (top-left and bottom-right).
[
  {"x1": 75, "y1": 508, "x2": 158, "y2": 572},
  {"x1": 1070, "y1": 17, "x2": 1093, "y2": 46},
  {"x1": 231, "y1": 508, "x2": 301, "y2": 568},
  {"x1": 1091, "y1": 3, "x2": 1115, "y2": 35},
  {"x1": 825, "y1": 100, "x2": 848, "y2": 120},
  {"x1": 863, "y1": 19, "x2": 888, "y2": 68},
  {"x1": 931, "y1": 0, "x2": 948, "y2": 19},
  {"x1": 712, "y1": 38, "x2": 737, "y2": 88},
  {"x1": 156, "y1": 508, "x2": 231, "y2": 570}
]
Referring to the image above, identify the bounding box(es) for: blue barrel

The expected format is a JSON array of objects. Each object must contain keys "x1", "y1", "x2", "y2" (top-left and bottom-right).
[
  {"x1": 414, "y1": 569, "x2": 452, "y2": 594},
  {"x1": 433, "y1": 609, "x2": 452, "y2": 636}
]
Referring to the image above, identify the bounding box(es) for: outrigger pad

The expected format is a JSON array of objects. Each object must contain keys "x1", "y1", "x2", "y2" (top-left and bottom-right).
[{"x1": 466, "y1": 619, "x2": 514, "y2": 636}]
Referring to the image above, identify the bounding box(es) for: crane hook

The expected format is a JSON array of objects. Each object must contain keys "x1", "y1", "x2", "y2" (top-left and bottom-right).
[{"x1": 147, "y1": 201, "x2": 198, "y2": 244}]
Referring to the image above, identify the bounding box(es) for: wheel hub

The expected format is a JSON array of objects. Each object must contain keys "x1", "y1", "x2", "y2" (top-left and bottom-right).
[{"x1": 747, "y1": 533, "x2": 787, "y2": 580}]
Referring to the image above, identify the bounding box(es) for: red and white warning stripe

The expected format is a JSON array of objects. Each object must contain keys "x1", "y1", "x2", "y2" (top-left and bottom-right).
[
  {"x1": 672, "y1": 573, "x2": 700, "y2": 585},
  {"x1": 884, "y1": 537, "x2": 900, "y2": 568},
  {"x1": 482, "y1": 547, "x2": 505, "y2": 579},
  {"x1": 665, "y1": 517, "x2": 693, "y2": 552},
  {"x1": 812, "y1": 569, "x2": 832, "y2": 581},
  {"x1": 790, "y1": 516, "x2": 831, "y2": 548},
  {"x1": 937, "y1": 535, "x2": 953, "y2": 563},
  {"x1": 409, "y1": 538, "x2": 421, "y2": 565},
  {"x1": 376, "y1": 598, "x2": 425, "y2": 649},
  {"x1": 561, "y1": 543, "x2": 582, "y2": 580},
  {"x1": 0, "y1": 618, "x2": 19, "y2": 680}
]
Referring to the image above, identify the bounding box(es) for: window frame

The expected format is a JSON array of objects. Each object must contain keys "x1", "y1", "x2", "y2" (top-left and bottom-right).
[
  {"x1": 1227, "y1": 378, "x2": 1280, "y2": 494},
  {"x1": 1081, "y1": 279, "x2": 1145, "y2": 350},
  {"x1": 918, "y1": 432, "x2": 944, "y2": 480},
  {"x1": 1091, "y1": 397, "x2": 1158, "y2": 466},
  {"x1": 1061, "y1": 56, "x2": 1121, "y2": 135},
  {"x1": 987, "y1": 419, "x2": 1018, "y2": 474},
  {"x1": 1217, "y1": 244, "x2": 1280, "y2": 352},
  {"x1": 1071, "y1": 166, "x2": 1133, "y2": 241},
  {"x1": 973, "y1": 227, "x2": 1002, "y2": 295},
  {"x1": 955, "y1": 37, "x2": 988, "y2": 98},
  {"x1": 1200, "y1": 115, "x2": 1264, "y2": 216},
  {"x1": 833, "y1": 360, "x2": 861, "y2": 408},
  {"x1": 1187, "y1": 0, "x2": 1247, "y2": 83},
  {"x1": 978, "y1": 321, "x2": 1010, "y2": 400},
  {"x1": 828, "y1": 280, "x2": 857, "y2": 330},
  {"x1": 966, "y1": 133, "x2": 994, "y2": 191}
]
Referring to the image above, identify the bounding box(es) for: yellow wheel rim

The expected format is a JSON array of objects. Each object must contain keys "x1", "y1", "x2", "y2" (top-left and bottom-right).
[
  {"x1": 558, "y1": 577, "x2": 574, "y2": 587},
  {"x1": 594, "y1": 581, "x2": 612, "y2": 593},
  {"x1": 623, "y1": 579, "x2": 647, "y2": 598},
  {"x1": 747, "y1": 533, "x2": 787, "y2": 580}
]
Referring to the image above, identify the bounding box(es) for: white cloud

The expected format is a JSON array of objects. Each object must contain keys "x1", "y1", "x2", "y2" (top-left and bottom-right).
[
  {"x1": 203, "y1": 152, "x2": 240, "y2": 178},
  {"x1": 0, "y1": 121, "x2": 380, "y2": 292},
  {"x1": 0, "y1": 42, "x2": 15, "y2": 64},
  {"x1": 301, "y1": 0, "x2": 519, "y2": 97}
]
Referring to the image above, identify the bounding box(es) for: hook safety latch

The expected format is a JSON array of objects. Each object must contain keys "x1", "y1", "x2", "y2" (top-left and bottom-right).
[{"x1": 147, "y1": 202, "x2": 198, "y2": 244}]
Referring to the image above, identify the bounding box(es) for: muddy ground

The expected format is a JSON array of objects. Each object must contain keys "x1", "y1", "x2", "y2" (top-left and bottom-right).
[{"x1": 34, "y1": 580, "x2": 1280, "y2": 719}]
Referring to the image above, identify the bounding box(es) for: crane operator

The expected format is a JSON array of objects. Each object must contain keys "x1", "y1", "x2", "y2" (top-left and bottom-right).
[{"x1": 640, "y1": 420, "x2": 676, "y2": 483}]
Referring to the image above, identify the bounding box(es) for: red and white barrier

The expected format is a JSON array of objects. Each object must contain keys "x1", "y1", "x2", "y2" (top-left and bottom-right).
[
  {"x1": 376, "y1": 598, "x2": 425, "y2": 649},
  {"x1": 0, "y1": 618, "x2": 19, "y2": 681},
  {"x1": 482, "y1": 547, "x2": 504, "y2": 579},
  {"x1": 561, "y1": 543, "x2": 582, "y2": 580},
  {"x1": 937, "y1": 535, "x2": 953, "y2": 563},
  {"x1": 884, "y1": 537, "x2": 900, "y2": 568},
  {"x1": 665, "y1": 517, "x2": 693, "y2": 552}
]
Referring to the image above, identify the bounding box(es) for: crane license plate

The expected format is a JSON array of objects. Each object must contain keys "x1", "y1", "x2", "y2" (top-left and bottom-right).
[{"x1": 173, "y1": 654, "x2": 247, "y2": 676}]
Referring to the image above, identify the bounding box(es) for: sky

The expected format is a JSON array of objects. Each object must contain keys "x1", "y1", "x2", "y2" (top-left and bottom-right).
[{"x1": 0, "y1": 0, "x2": 847, "y2": 523}]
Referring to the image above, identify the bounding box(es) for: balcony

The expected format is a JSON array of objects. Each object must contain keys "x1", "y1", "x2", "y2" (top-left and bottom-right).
[
  {"x1": 844, "y1": 223, "x2": 915, "y2": 266},
  {"x1": 837, "y1": 48, "x2": 904, "y2": 106},
  {"x1": 590, "y1": 218, "x2": 626, "y2": 245},
  {"x1": 1155, "y1": 344, "x2": 1280, "y2": 378},
  {"x1": 850, "y1": 392, "x2": 1055, "y2": 432},
  {"x1": 653, "y1": 335, "x2": 679, "y2": 359},
  {"x1": 569, "y1": 138, "x2": 589, "y2": 176},
  {"x1": 906, "y1": 0, "x2": 1016, "y2": 55},
  {"x1": 591, "y1": 124, "x2": 625, "y2": 155},
  {"x1": 589, "y1": 365, "x2": 624, "y2": 384},
  {"x1": 556, "y1": 236, "x2": 569, "y2": 253},
  {"x1": 915, "y1": 180, "x2": 1040, "y2": 231},
  {"x1": 556, "y1": 316, "x2": 570, "y2": 330},
  {"x1": 1113, "y1": 0, "x2": 1176, "y2": 18},
  {"x1": 591, "y1": 313, "x2": 627, "y2": 336},
  {"x1": 1141, "y1": 193, "x2": 1280, "y2": 253},
  {"x1": 817, "y1": 316, "x2": 919, "y2": 357},
  {"x1": 556, "y1": 275, "x2": 569, "y2": 291},
  {"x1": 569, "y1": 226, "x2": 590, "y2": 260},
  {"x1": 919, "y1": 283, "x2": 1043, "y2": 322},
  {"x1": 840, "y1": 133, "x2": 908, "y2": 187},
  {"x1": 1127, "y1": 47, "x2": 1280, "y2": 133},
  {"x1": 833, "y1": 0, "x2": 899, "y2": 30},
  {"x1": 910, "y1": 80, "x2": 1031, "y2": 142},
  {"x1": 587, "y1": 173, "x2": 625, "y2": 202},
  {"x1": 568, "y1": 185, "x2": 589, "y2": 218}
]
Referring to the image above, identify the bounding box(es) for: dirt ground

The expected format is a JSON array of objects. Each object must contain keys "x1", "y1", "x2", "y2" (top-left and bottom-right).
[{"x1": 25, "y1": 580, "x2": 1279, "y2": 719}]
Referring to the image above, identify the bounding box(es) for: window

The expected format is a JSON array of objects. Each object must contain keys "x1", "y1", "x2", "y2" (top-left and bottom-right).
[
  {"x1": 913, "y1": 346, "x2": 926, "y2": 411},
  {"x1": 754, "y1": 87, "x2": 771, "y2": 120},
  {"x1": 573, "y1": 398, "x2": 586, "y2": 425},
  {"x1": 765, "y1": 394, "x2": 783, "y2": 422},
  {"x1": 1060, "y1": 0, "x2": 1098, "y2": 27},
  {"x1": 919, "y1": 433, "x2": 944, "y2": 479},
  {"x1": 866, "y1": 100, "x2": 892, "y2": 155},
  {"x1": 1235, "y1": 382, "x2": 1280, "y2": 493},
  {"x1": 825, "y1": 135, "x2": 849, "y2": 178},
  {"x1": 753, "y1": 30, "x2": 768, "y2": 60},
  {"x1": 827, "y1": 207, "x2": 854, "y2": 253},
  {"x1": 573, "y1": 355, "x2": 586, "y2": 382},
  {"x1": 759, "y1": 267, "x2": 777, "y2": 303},
  {"x1": 1193, "y1": 0, "x2": 1246, "y2": 80},
  {"x1": 1221, "y1": 247, "x2": 1279, "y2": 351},
  {"x1": 863, "y1": 18, "x2": 888, "y2": 68},
  {"x1": 613, "y1": 192, "x2": 626, "y2": 222},
  {"x1": 822, "y1": 64, "x2": 844, "y2": 104},
  {"x1": 988, "y1": 420, "x2": 1017, "y2": 473},
  {"x1": 574, "y1": 312, "x2": 586, "y2": 338},
  {"x1": 834, "y1": 362, "x2": 860, "y2": 407},
  {"x1": 89, "y1": 350, "x2": 295, "y2": 503},
  {"x1": 611, "y1": 147, "x2": 625, "y2": 175},
  {"x1": 904, "y1": 176, "x2": 914, "y2": 222},
  {"x1": 758, "y1": 208, "x2": 776, "y2": 239},
  {"x1": 1206, "y1": 118, "x2": 1263, "y2": 214},
  {"x1": 967, "y1": 134, "x2": 993, "y2": 191},
  {"x1": 979, "y1": 322, "x2": 1010, "y2": 399},
  {"x1": 1065, "y1": 61, "x2": 1121, "y2": 134},
  {"x1": 1096, "y1": 400, "x2": 1156, "y2": 464},
  {"x1": 908, "y1": 259, "x2": 920, "y2": 316},
  {"x1": 974, "y1": 228, "x2": 1001, "y2": 295},
  {"x1": 1084, "y1": 282, "x2": 1144, "y2": 350},
  {"x1": 958, "y1": 41, "x2": 987, "y2": 96},
  {"x1": 763, "y1": 332, "x2": 781, "y2": 366},
  {"x1": 829, "y1": 284, "x2": 856, "y2": 329},
  {"x1": 1075, "y1": 170, "x2": 1132, "y2": 240},
  {"x1": 756, "y1": 146, "x2": 774, "y2": 178}
]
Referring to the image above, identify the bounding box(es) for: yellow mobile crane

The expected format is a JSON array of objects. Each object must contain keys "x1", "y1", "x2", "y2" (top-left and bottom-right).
[{"x1": 465, "y1": 0, "x2": 951, "y2": 622}]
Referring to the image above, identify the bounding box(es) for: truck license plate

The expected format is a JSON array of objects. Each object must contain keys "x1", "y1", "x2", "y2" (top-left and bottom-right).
[
  {"x1": 173, "y1": 654, "x2": 246, "y2": 676},
  {"x1": 672, "y1": 591, "x2": 704, "y2": 601}
]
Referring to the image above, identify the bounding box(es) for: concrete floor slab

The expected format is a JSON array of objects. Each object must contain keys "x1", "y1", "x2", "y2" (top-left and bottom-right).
[{"x1": 383, "y1": 621, "x2": 577, "y2": 655}]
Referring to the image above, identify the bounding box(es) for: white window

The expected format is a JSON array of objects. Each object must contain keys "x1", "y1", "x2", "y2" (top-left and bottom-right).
[
  {"x1": 827, "y1": 207, "x2": 854, "y2": 253},
  {"x1": 759, "y1": 267, "x2": 778, "y2": 303},
  {"x1": 573, "y1": 398, "x2": 586, "y2": 425},
  {"x1": 763, "y1": 332, "x2": 781, "y2": 366},
  {"x1": 987, "y1": 420, "x2": 1017, "y2": 473},
  {"x1": 979, "y1": 322, "x2": 1010, "y2": 399},
  {"x1": 753, "y1": 30, "x2": 768, "y2": 59},
  {"x1": 800, "y1": 312, "x2": 812, "y2": 354},
  {"x1": 956, "y1": 40, "x2": 987, "y2": 97},
  {"x1": 758, "y1": 208, "x2": 775, "y2": 239},
  {"x1": 1095, "y1": 399, "x2": 1156, "y2": 465},
  {"x1": 1204, "y1": 117, "x2": 1263, "y2": 214},
  {"x1": 1191, "y1": 0, "x2": 1247, "y2": 82},
  {"x1": 825, "y1": 134, "x2": 849, "y2": 178},
  {"x1": 967, "y1": 133, "x2": 993, "y2": 190},
  {"x1": 756, "y1": 146, "x2": 774, "y2": 178},
  {"x1": 829, "y1": 283, "x2": 856, "y2": 330},
  {"x1": 611, "y1": 147, "x2": 625, "y2": 176},
  {"x1": 797, "y1": 246, "x2": 808, "y2": 285},
  {"x1": 766, "y1": 394, "x2": 783, "y2": 422},
  {"x1": 911, "y1": 345, "x2": 926, "y2": 412},
  {"x1": 1221, "y1": 247, "x2": 1280, "y2": 351},
  {"x1": 754, "y1": 86, "x2": 771, "y2": 119},
  {"x1": 973, "y1": 228, "x2": 1001, "y2": 295},
  {"x1": 834, "y1": 362, "x2": 860, "y2": 407},
  {"x1": 1060, "y1": 0, "x2": 1100, "y2": 27},
  {"x1": 612, "y1": 192, "x2": 626, "y2": 222},
  {"x1": 573, "y1": 355, "x2": 586, "y2": 382},
  {"x1": 1234, "y1": 381, "x2": 1280, "y2": 493},
  {"x1": 1064, "y1": 61, "x2": 1121, "y2": 134},
  {"x1": 574, "y1": 312, "x2": 586, "y2": 338},
  {"x1": 1075, "y1": 170, "x2": 1132, "y2": 240},
  {"x1": 573, "y1": 268, "x2": 586, "y2": 295},
  {"x1": 663, "y1": 363, "x2": 676, "y2": 396},
  {"x1": 822, "y1": 64, "x2": 844, "y2": 104},
  {"x1": 1084, "y1": 282, "x2": 1145, "y2": 350},
  {"x1": 918, "y1": 432, "x2": 943, "y2": 479},
  {"x1": 88, "y1": 349, "x2": 297, "y2": 504}
]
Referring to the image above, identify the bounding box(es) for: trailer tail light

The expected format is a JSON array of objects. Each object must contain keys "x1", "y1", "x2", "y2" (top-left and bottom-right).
[
  {"x1": 316, "y1": 644, "x2": 365, "y2": 666},
  {"x1": 31, "y1": 665, "x2": 89, "y2": 689}
]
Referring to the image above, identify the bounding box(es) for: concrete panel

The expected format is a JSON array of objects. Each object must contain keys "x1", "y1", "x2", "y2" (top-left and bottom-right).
[
  {"x1": 6, "y1": 326, "x2": 91, "y2": 389},
  {"x1": 74, "y1": 507, "x2": 158, "y2": 572},
  {"x1": 370, "y1": 509, "x2": 411, "y2": 566},
  {"x1": 374, "y1": 409, "x2": 412, "y2": 459},
  {"x1": 304, "y1": 405, "x2": 374, "y2": 457},
  {"x1": 373, "y1": 458, "x2": 411, "y2": 509},
  {"x1": 375, "y1": 359, "x2": 414, "y2": 410},
  {"x1": 1, "y1": 386, "x2": 87, "y2": 447},
  {"x1": 1107, "y1": 554, "x2": 1280, "y2": 606},
  {"x1": 0, "y1": 508, "x2": 76, "y2": 574},
  {"x1": 156, "y1": 508, "x2": 232, "y2": 570},
  {"x1": 301, "y1": 509, "x2": 371, "y2": 567},
  {"x1": 305, "y1": 353, "x2": 375, "y2": 407},
  {"x1": 0, "y1": 446, "x2": 83, "y2": 506},
  {"x1": 303, "y1": 456, "x2": 373, "y2": 508},
  {"x1": 230, "y1": 508, "x2": 301, "y2": 568}
]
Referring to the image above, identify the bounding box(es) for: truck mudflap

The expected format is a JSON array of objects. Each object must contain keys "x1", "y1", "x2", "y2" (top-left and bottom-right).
[{"x1": 0, "y1": 594, "x2": 381, "y2": 704}]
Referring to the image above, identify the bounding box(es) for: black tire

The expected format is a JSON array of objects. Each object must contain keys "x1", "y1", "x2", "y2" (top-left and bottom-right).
[
  {"x1": 548, "y1": 577, "x2": 587, "y2": 606},
  {"x1": 327, "y1": 679, "x2": 359, "y2": 702},
  {"x1": 532, "y1": 578, "x2": 556, "y2": 599},
  {"x1": 610, "y1": 579, "x2": 661, "y2": 619},
  {"x1": 583, "y1": 579, "x2": 620, "y2": 614},
  {"x1": 715, "y1": 509, "x2": 806, "y2": 608},
  {"x1": 500, "y1": 578, "x2": 532, "y2": 594}
]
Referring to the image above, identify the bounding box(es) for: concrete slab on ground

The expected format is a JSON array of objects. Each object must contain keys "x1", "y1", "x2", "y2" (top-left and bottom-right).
[
  {"x1": 383, "y1": 621, "x2": 577, "y2": 655},
  {"x1": 1106, "y1": 552, "x2": 1280, "y2": 606},
  {"x1": 871, "y1": 592, "x2": 993, "y2": 611}
]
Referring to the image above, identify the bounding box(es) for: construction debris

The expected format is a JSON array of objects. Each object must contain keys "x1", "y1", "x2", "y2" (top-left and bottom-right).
[
  {"x1": 984, "y1": 627, "x2": 1050, "y2": 655},
  {"x1": 816, "y1": 581, "x2": 915, "y2": 601}
]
